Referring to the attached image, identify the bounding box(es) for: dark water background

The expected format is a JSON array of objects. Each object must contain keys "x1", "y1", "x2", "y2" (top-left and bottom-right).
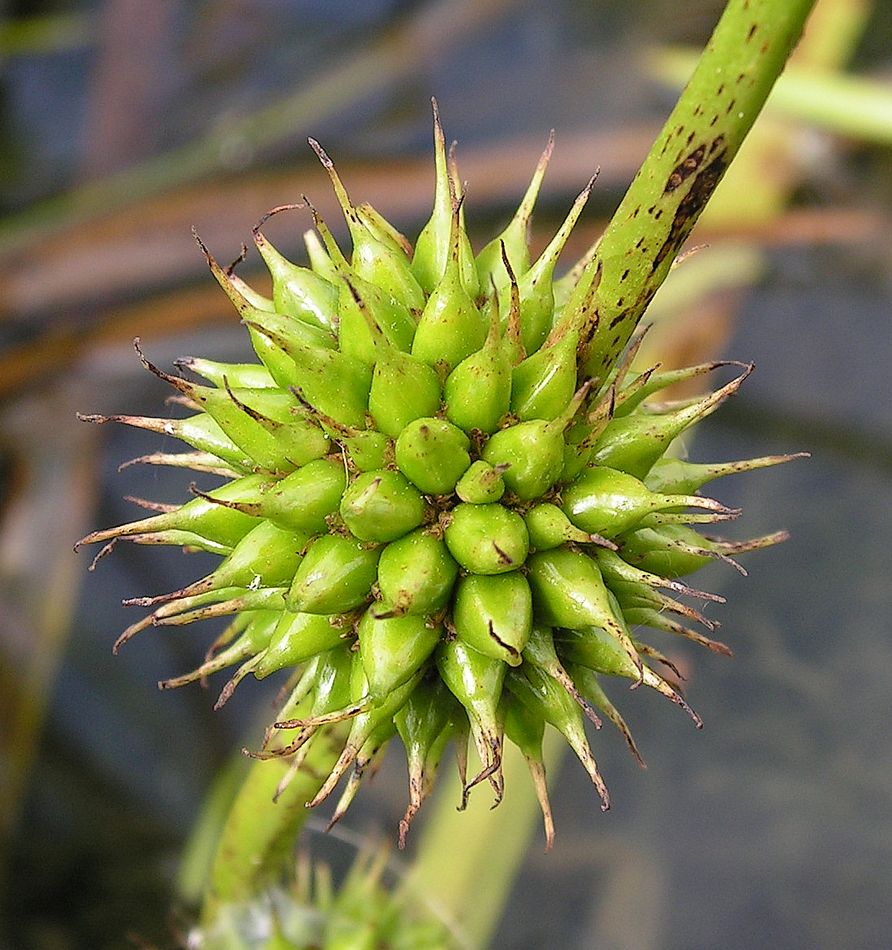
[{"x1": 2, "y1": 2, "x2": 890, "y2": 948}]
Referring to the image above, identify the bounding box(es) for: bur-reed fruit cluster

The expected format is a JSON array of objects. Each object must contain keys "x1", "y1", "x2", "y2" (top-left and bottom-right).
[{"x1": 78, "y1": 102, "x2": 801, "y2": 849}]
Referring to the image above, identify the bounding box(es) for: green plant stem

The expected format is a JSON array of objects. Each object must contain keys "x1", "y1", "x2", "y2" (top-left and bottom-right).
[
  {"x1": 562, "y1": 0, "x2": 816, "y2": 380},
  {"x1": 202, "y1": 726, "x2": 347, "y2": 915}
]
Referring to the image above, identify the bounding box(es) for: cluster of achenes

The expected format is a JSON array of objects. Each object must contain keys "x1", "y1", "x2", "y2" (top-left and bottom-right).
[{"x1": 79, "y1": 104, "x2": 799, "y2": 849}]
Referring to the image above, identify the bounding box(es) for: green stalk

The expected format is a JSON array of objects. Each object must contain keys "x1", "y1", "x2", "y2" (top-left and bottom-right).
[
  {"x1": 562, "y1": 0, "x2": 816, "y2": 380},
  {"x1": 202, "y1": 725, "x2": 346, "y2": 914}
]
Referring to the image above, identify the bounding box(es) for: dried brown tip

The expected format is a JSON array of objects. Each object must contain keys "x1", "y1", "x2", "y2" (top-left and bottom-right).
[
  {"x1": 526, "y1": 758, "x2": 555, "y2": 852},
  {"x1": 430, "y1": 96, "x2": 444, "y2": 145},
  {"x1": 307, "y1": 137, "x2": 332, "y2": 169},
  {"x1": 666, "y1": 579, "x2": 726, "y2": 604},
  {"x1": 77, "y1": 412, "x2": 111, "y2": 425},
  {"x1": 612, "y1": 712, "x2": 646, "y2": 769},
  {"x1": 577, "y1": 742, "x2": 610, "y2": 812},
  {"x1": 306, "y1": 741, "x2": 361, "y2": 809},
  {"x1": 190, "y1": 226, "x2": 210, "y2": 257},
  {"x1": 542, "y1": 128, "x2": 556, "y2": 160},
  {"x1": 253, "y1": 203, "x2": 307, "y2": 236},
  {"x1": 553, "y1": 668, "x2": 602, "y2": 730},
  {"x1": 113, "y1": 613, "x2": 154, "y2": 654},
  {"x1": 87, "y1": 539, "x2": 117, "y2": 570},
  {"x1": 124, "y1": 496, "x2": 177, "y2": 513},
  {"x1": 641, "y1": 642, "x2": 688, "y2": 682},
  {"x1": 584, "y1": 532, "x2": 619, "y2": 551},
  {"x1": 118, "y1": 452, "x2": 236, "y2": 477},
  {"x1": 326, "y1": 744, "x2": 384, "y2": 832},
  {"x1": 672, "y1": 243, "x2": 710, "y2": 269},
  {"x1": 500, "y1": 241, "x2": 525, "y2": 360},
  {"x1": 273, "y1": 747, "x2": 315, "y2": 803},
  {"x1": 461, "y1": 733, "x2": 503, "y2": 809},
  {"x1": 274, "y1": 698, "x2": 369, "y2": 730},
  {"x1": 123, "y1": 575, "x2": 214, "y2": 609},
  {"x1": 132, "y1": 339, "x2": 193, "y2": 396},
  {"x1": 398, "y1": 771, "x2": 425, "y2": 850},
  {"x1": 224, "y1": 244, "x2": 249, "y2": 274},
  {"x1": 642, "y1": 667, "x2": 703, "y2": 728},
  {"x1": 188, "y1": 482, "x2": 262, "y2": 518},
  {"x1": 213, "y1": 655, "x2": 262, "y2": 710}
]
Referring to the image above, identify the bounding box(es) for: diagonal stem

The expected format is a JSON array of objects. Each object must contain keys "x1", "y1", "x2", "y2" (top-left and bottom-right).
[{"x1": 560, "y1": 0, "x2": 817, "y2": 381}]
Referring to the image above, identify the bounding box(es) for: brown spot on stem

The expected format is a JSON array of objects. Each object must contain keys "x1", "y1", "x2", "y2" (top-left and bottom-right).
[
  {"x1": 664, "y1": 144, "x2": 706, "y2": 194},
  {"x1": 652, "y1": 141, "x2": 728, "y2": 274}
]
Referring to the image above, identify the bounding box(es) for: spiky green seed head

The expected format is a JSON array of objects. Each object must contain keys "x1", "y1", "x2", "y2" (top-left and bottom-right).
[{"x1": 77, "y1": 104, "x2": 803, "y2": 849}]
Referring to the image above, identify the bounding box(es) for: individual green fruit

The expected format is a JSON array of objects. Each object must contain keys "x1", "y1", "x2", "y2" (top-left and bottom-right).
[
  {"x1": 286, "y1": 535, "x2": 380, "y2": 614},
  {"x1": 412, "y1": 98, "x2": 479, "y2": 297},
  {"x1": 436, "y1": 638, "x2": 505, "y2": 803},
  {"x1": 368, "y1": 348, "x2": 442, "y2": 439},
  {"x1": 454, "y1": 460, "x2": 507, "y2": 504},
  {"x1": 524, "y1": 502, "x2": 607, "y2": 550},
  {"x1": 358, "y1": 610, "x2": 442, "y2": 700},
  {"x1": 253, "y1": 225, "x2": 339, "y2": 333},
  {"x1": 453, "y1": 571, "x2": 533, "y2": 666},
  {"x1": 254, "y1": 612, "x2": 345, "y2": 678},
  {"x1": 562, "y1": 465, "x2": 735, "y2": 539},
  {"x1": 79, "y1": 112, "x2": 799, "y2": 843},
  {"x1": 511, "y1": 329, "x2": 579, "y2": 422},
  {"x1": 394, "y1": 676, "x2": 458, "y2": 847},
  {"x1": 335, "y1": 274, "x2": 417, "y2": 366},
  {"x1": 175, "y1": 356, "x2": 277, "y2": 390},
  {"x1": 411, "y1": 198, "x2": 487, "y2": 373},
  {"x1": 310, "y1": 138, "x2": 426, "y2": 312},
  {"x1": 125, "y1": 519, "x2": 309, "y2": 607},
  {"x1": 443, "y1": 503, "x2": 529, "y2": 575},
  {"x1": 339, "y1": 469, "x2": 428, "y2": 543},
  {"x1": 443, "y1": 302, "x2": 513, "y2": 434},
  {"x1": 375, "y1": 528, "x2": 458, "y2": 616},
  {"x1": 526, "y1": 546, "x2": 642, "y2": 679},
  {"x1": 395, "y1": 417, "x2": 471, "y2": 495},
  {"x1": 207, "y1": 457, "x2": 346, "y2": 535},
  {"x1": 481, "y1": 384, "x2": 588, "y2": 499}
]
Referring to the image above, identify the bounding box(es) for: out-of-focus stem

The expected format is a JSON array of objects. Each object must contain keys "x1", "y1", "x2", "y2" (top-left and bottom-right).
[
  {"x1": 202, "y1": 725, "x2": 346, "y2": 914},
  {"x1": 654, "y1": 51, "x2": 892, "y2": 147},
  {"x1": 406, "y1": 736, "x2": 564, "y2": 950}
]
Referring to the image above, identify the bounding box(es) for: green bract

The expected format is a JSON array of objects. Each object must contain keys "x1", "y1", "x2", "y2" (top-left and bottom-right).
[{"x1": 78, "y1": 102, "x2": 802, "y2": 850}]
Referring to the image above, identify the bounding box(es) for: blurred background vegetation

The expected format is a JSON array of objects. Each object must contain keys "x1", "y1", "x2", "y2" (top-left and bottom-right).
[{"x1": 1, "y1": 1, "x2": 890, "y2": 947}]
